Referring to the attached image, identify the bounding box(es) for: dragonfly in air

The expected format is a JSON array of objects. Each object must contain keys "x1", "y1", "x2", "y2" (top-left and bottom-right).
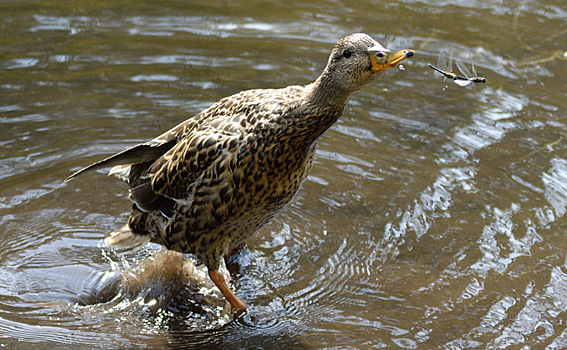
[{"x1": 428, "y1": 50, "x2": 486, "y2": 87}]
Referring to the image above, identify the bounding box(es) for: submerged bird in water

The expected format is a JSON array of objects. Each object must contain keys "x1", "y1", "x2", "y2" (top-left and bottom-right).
[{"x1": 66, "y1": 33, "x2": 414, "y2": 313}]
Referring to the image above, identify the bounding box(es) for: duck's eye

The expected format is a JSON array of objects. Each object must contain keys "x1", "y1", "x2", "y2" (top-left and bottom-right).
[
  {"x1": 375, "y1": 52, "x2": 385, "y2": 58},
  {"x1": 342, "y1": 50, "x2": 352, "y2": 59}
]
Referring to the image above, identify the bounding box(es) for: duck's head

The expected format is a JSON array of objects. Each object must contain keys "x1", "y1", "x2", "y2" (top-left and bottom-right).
[{"x1": 320, "y1": 33, "x2": 414, "y2": 94}]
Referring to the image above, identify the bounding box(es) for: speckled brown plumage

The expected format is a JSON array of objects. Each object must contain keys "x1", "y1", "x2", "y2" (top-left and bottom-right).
[{"x1": 66, "y1": 33, "x2": 414, "y2": 312}]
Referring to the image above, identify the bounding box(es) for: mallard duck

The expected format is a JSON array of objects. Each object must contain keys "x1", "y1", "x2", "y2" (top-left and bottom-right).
[{"x1": 66, "y1": 33, "x2": 414, "y2": 313}]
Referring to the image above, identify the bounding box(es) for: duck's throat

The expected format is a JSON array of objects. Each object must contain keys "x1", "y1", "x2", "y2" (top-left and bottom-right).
[
  {"x1": 295, "y1": 74, "x2": 351, "y2": 141},
  {"x1": 307, "y1": 70, "x2": 352, "y2": 109}
]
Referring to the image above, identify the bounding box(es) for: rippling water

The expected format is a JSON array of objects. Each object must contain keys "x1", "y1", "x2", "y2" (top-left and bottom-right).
[{"x1": 1, "y1": 0, "x2": 566, "y2": 348}]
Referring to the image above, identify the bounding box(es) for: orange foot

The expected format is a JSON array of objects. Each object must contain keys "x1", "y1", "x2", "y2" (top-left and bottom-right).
[{"x1": 208, "y1": 269, "x2": 246, "y2": 313}]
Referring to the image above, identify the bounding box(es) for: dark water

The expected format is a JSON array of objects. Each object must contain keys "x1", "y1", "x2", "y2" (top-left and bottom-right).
[{"x1": 1, "y1": 0, "x2": 567, "y2": 348}]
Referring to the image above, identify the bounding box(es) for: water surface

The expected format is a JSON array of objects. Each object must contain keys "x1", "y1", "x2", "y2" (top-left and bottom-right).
[{"x1": 1, "y1": 0, "x2": 567, "y2": 348}]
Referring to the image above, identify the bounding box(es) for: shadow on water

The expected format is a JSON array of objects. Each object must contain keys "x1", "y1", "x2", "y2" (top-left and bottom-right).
[{"x1": 1, "y1": 0, "x2": 567, "y2": 348}]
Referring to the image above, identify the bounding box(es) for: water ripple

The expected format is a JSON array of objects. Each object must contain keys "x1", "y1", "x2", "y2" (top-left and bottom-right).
[
  {"x1": 1, "y1": 0, "x2": 566, "y2": 348},
  {"x1": 542, "y1": 158, "x2": 567, "y2": 217}
]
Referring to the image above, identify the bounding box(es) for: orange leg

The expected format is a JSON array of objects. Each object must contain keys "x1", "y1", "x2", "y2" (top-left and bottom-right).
[{"x1": 208, "y1": 269, "x2": 246, "y2": 313}]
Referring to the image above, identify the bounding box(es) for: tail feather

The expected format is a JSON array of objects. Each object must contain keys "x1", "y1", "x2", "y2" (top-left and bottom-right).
[
  {"x1": 105, "y1": 224, "x2": 151, "y2": 253},
  {"x1": 65, "y1": 139, "x2": 176, "y2": 182}
]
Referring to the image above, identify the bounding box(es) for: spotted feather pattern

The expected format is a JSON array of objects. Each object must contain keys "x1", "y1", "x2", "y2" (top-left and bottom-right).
[{"x1": 69, "y1": 33, "x2": 403, "y2": 271}]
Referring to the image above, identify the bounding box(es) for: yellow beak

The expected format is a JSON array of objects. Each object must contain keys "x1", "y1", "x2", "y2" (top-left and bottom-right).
[{"x1": 368, "y1": 46, "x2": 415, "y2": 72}]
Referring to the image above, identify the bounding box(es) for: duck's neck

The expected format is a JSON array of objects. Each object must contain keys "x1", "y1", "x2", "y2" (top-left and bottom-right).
[
  {"x1": 306, "y1": 69, "x2": 351, "y2": 109},
  {"x1": 293, "y1": 71, "x2": 351, "y2": 144}
]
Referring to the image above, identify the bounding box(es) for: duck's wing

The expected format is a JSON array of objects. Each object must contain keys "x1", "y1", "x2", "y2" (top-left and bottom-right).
[
  {"x1": 147, "y1": 88, "x2": 290, "y2": 200},
  {"x1": 65, "y1": 111, "x2": 240, "y2": 219},
  {"x1": 146, "y1": 127, "x2": 242, "y2": 199},
  {"x1": 64, "y1": 121, "x2": 188, "y2": 183},
  {"x1": 64, "y1": 139, "x2": 176, "y2": 182}
]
